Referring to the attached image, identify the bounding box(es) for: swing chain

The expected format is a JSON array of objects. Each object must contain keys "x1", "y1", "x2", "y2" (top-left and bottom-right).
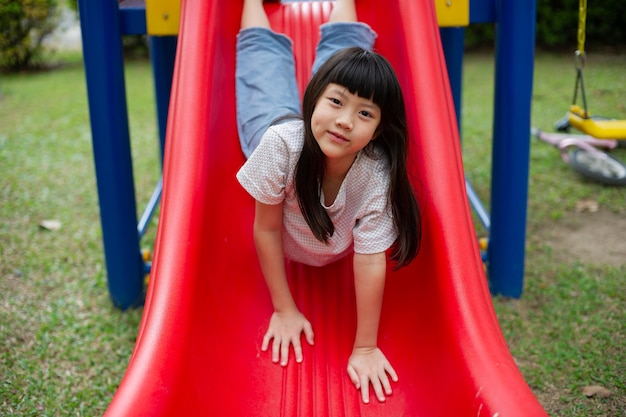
[
  {"x1": 575, "y1": 50, "x2": 586, "y2": 70},
  {"x1": 575, "y1": 0, "x2": 587, "y2": 69},
  {"x1": 571, "y1": 0, "x2": 589, "y2": 114}
]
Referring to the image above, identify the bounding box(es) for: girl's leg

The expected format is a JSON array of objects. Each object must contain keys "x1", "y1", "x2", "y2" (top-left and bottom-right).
[
  {"x1": 311, "y1": 0, "x2": 377, "y2": 74},
  {"x1": 327, "y1": 0, "x2": 357, "y2": 23},
  {"x1": 236, "y1": 0, "x2": 301, "y2": 158},
  {"x1": 241, "y1": 0, "x2": 270, "y2": 29}
]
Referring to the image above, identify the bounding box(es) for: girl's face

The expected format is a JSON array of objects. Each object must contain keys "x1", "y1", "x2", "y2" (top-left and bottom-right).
[{"x1": 311, "y1": 83, "x2": 381, "y2": 166}]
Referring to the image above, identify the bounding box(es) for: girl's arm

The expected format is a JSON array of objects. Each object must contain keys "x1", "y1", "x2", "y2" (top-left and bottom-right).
[
  {"x1": 254, "y1": 200, "x2": 314, "y2": 366},
  {"x1": 347, "y1": 252, "x2": 398, "y2": 404}
]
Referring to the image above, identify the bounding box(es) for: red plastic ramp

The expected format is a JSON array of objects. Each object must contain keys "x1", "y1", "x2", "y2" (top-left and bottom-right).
[{"x1": 104, "y1": 1, "x2": 548, "y2": 416}]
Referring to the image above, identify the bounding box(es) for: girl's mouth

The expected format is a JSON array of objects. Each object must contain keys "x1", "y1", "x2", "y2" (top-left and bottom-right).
[{"x1": 328, "y1": 131, "x2": 349, "y2": 143}]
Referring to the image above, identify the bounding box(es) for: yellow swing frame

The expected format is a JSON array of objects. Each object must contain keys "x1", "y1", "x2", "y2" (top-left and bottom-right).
[{"x1": 567, "y1": 0, "x2": 626, "y2": 139}]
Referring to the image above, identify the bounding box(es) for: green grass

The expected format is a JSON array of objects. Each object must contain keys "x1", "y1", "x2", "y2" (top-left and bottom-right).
[
  {"x1": 0, "y1": 57, "x2": 158, "y2": 415},
  {"x1": 462, "y1": 51, "x2": 625, "y2": 415},
  {"x1": 1, "y1": 51, "x2": 624, "y2": 416}
]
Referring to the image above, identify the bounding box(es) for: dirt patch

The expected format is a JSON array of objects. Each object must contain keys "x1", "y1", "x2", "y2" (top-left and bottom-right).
[{"x1": 542, "y1": 209, "x2": 626, "y2": 267}]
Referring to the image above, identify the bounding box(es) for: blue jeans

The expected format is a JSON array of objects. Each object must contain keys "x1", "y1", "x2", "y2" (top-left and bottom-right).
[{"x1": 235, "y1": 22, "x2": 377, "y2": 158}]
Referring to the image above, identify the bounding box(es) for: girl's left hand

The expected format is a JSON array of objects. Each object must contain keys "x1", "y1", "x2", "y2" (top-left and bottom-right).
[{"x1": 347, "y1": 346, "x2": 398, "y2": 404}]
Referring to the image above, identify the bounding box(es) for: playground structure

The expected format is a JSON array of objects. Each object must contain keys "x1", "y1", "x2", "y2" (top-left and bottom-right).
[
  {"x1": 78, "y1": 0, "x2": 536, "y2": 309},
  {"x1": 440, "y1": 0, "x2": 536, "y2": 297},
  {"x1": 78, "y1": 0, "x2": 178, "y2": 309},
  {"x1": 77, "y1": 0, "x2": 547, "y2": 415}
]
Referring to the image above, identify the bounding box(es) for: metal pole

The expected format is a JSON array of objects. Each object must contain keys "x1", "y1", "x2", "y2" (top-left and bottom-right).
[
  {"x1": 149, "y1": 35, "x2": 178, "y2": 163},
  {"x1": 488, "y1": 0, "x2": 537, "y2": 297},
  {"x1": 440, "y1": 27, "x2": 465, "y2": 133},
  {"x1": 77, "y1": 0, "x2": 144, "y2": 308}
]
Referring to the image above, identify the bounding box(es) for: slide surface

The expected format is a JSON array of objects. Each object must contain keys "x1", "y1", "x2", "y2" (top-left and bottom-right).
[{"x1": 104, "y1": 1, "x2": 548, "y2": 416}]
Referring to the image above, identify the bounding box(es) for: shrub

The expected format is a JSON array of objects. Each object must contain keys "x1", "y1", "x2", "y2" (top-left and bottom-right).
[
  {"x1": 0, "y1": 0, "x2": 59, "y2": 71},
  {"x1": 466, "y1": 0, "x2": 626, "y2": 51}
]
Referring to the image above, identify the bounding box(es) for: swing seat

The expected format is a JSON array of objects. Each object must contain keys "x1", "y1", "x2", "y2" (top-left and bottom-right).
[{"x1": 568, "y1": 104, "x2": 626, "y2": 139}]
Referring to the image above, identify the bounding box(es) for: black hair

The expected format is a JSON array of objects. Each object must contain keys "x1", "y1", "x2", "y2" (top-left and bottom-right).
[{"x1": 294, "y1": 47, "x2": 421, "y2": 268}]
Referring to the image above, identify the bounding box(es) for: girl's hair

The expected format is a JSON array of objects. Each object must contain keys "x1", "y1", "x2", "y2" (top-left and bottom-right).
[{"x1": 294, "y1": 47, "x2": 421, "y2": 268}]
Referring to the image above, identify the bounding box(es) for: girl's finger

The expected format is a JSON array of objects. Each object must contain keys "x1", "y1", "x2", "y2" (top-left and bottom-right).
[
  {"x1": 379, "y1": 371, "x2": 393, "y2": 396},
  {"x1": 371, "y1": 377, "x2": 386, "y2": 403},
  {"x1": 303, "y1": 322, "x2": 315, "y2": 345},
  {"x1": 271, "y1": 337, "x2": 281, "y2": 363},
  {"x1": 261, "y1": 332, "x2": 272, "y2": 352},
  {"x1": 385, "y1": 362, "x2": 399, "y2": 383},
  {"x1": 346, "y1": 365, "x2": 360, "y2": 389},
  {"x1": 280, "y1": 340, "x2": 290, "y2": 366},
  {"x1": 359, "y1": 376, "x2": 371, "y2": 404},
  {"x1": 293, "y1": 339, "x2": 303, "y2": 363}
]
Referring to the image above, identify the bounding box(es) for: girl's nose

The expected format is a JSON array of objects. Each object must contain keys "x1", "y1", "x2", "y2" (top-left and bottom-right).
[{"x1": 336, "y1": 112, "x2": 353, "y2": 130}]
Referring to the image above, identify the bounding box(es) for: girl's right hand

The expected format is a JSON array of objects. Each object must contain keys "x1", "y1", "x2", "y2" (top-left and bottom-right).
[
  {"x1": 261, "y1": 310, "x2": 315, "y2": 366},
  {"x1": 347, "y1": 346, "x2": 398, "y2": 404}
]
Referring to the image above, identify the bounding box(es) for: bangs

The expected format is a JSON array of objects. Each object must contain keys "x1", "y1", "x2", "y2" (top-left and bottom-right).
[{"x1": 326, "y1": 48, "x2": 397, "y2": 109}]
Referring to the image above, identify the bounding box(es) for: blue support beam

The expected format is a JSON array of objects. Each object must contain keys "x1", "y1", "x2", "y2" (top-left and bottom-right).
[
  {"x1": 440, "y1": 27, "x2": 465, "y2": 133},
  {"x1": 470, "y1": 0, "x2": 496, "y2": 23},
  {"x1": 78, "y1": 0, "x2": 144, "y2": 309},
  {"x1": 488, "y1": 0, "x2": 537, "y2": 297},
  {"x1": 119, "y1": 1, "x2": 147, "y2": 35},
  {"x1": 149, "y1": 35, "x2": 178, "y2": 162},
  {"x1": 441, "y1": 0, "x2": 536, "y2": 297}
]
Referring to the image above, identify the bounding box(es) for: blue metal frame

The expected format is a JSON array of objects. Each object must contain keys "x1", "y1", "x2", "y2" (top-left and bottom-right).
[
  {"x1": 489, "y1": 0, "x2": 536, "y2": 297},
  {"x1": 441, "y1": 0, "x2": 537, "y2": 297},
  {"x1": 78, "y1": 0, "x2": 176, "y2": 309},
  {"x1": 80, "y1": 0, "x2": 536, "y2": 307},
  {"x1": 149, "y1": 35, "x2": 178, "y2": 161}
]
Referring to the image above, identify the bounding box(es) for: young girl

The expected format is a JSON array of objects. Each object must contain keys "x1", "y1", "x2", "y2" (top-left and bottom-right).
[{"x1": 235, "y1": 0, "x2": 421, "y2": 404}]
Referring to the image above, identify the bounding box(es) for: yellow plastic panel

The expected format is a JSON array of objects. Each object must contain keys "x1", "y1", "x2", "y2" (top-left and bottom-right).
[
  {"x1": 146, "y1": 0, "x2": 181, "y2": 35},
  {"x1": 434, "y1": 0, "x2": 469, "y2": 27}
]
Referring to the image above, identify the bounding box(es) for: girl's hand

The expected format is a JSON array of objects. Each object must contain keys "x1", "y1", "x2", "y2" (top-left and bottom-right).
[
  {"x1": 261, "y1": 310, "x2": 314, "y2": 366},
  {"x1": 347, "y1": 346, "x2": 398, "y2": 404}
]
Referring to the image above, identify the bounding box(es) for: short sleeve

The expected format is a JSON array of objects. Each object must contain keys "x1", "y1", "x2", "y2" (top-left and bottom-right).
[{"x1": 236, "y1": 126, "x2": 292, "y2": 205}]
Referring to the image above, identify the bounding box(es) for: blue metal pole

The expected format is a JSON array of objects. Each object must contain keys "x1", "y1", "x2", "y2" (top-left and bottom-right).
[
  {"x1": 440, "y1": 27, "x2": 465, "y2": 133},
  {"x1": 465, "y1": 179, "x2": 491, "y2": 232},
  {"x1": 441, "y1": 27, "x2": 493, "y2": 243},
  {"x1": 78, "y1": 0, "x2": 144, "y2": 308},
  {"x1": 149, "y1": 36, "x2": 178, "y2": 163},
  {"x1": 488, "y1": 0, "x2": 536, "y2": 297},
  {"x1": 138, "y1": 178, "x2": 163, "y2": 239}
]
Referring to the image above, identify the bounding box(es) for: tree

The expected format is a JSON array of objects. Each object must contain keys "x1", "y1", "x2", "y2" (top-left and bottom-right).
[{"x1": 0, "y1": 0, "x2": 59, "y2": 71}]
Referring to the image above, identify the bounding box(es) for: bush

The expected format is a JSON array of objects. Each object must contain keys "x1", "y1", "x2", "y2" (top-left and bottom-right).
[
  {"x1": 0, "y1": 0, "x2": 59, "y2": 71},
  {"x1": 536, "y1": 0, "x2": 626, "y2": 50},
  {"x1": 466, "y1": 0, "x2": 626, "y2": 51}
]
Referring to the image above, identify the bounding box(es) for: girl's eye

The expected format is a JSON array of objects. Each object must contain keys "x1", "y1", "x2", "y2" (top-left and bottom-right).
[
  {"x1": 328, "y1": 97, "x2": 341, "y2": 105},
  {"x1": 360, "y1": 110, "x2": 374, "y2": 119}
]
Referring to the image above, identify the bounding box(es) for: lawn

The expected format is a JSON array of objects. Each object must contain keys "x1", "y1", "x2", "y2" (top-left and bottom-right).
[{"x1": 1, "y1": 49, "x2": 624, "y2": 415}]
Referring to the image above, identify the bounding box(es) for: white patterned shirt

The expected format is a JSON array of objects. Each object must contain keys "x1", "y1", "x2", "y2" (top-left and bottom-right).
[{"x1": 236, "y1": 120, "x2": 397, "y2": 266}]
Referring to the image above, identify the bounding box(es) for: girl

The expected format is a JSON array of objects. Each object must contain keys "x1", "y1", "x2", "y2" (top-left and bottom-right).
[{"x1": 235, "y1": 0, "x2": 421, "y2": 404}]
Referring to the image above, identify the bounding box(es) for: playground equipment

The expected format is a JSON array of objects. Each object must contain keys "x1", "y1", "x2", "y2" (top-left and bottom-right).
[
  {"x1": 77, "y1": 0, "x2": 177, "y2": 308},
  {"x1": 439, "y1": 0, "x2": 536, "y2": 296},
  {"x1": 78, "y1": 0, "x2": 537, "y2": 308},
  {"x1": 87, "y1": 1, "x2": 548, "y2": 416},
  {"x1": 555, "y1": 0, "x2": 626, "y2": 139}
]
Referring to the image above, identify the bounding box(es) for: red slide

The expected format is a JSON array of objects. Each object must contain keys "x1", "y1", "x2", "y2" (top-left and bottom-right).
[{"x1": 104, "y1": 1, "x2": 548, "y2": 416}]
